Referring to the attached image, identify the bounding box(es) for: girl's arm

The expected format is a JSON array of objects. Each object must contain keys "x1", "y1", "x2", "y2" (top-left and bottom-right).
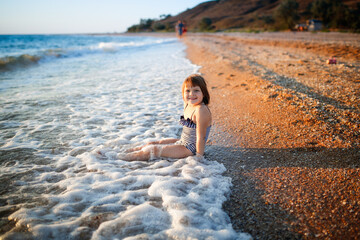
[{"x1": 195, "y1": 106, "x2": 211, "y2": 156}]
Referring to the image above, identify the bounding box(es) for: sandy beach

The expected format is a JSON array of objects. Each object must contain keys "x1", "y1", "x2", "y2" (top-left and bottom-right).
[{"x1": 183, "y1": 32, "x2": 360, "y2": 239}]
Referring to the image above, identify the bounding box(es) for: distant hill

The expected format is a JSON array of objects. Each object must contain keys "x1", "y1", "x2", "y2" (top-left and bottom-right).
[
  {"x1": 159, "y1": 0, "x2": 281, "y2": 31},
  {"x1": 157, "y1": 0, "x2": 359, "y2": 31}
]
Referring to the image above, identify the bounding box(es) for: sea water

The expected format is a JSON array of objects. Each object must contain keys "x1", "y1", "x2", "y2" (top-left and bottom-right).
[{"x1": 0, "y1": 35, "x2": 251, "y2": 239}]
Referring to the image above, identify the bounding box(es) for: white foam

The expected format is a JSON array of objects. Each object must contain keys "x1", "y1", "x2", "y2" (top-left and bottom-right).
[
  {"x1": 8, "y1": 156, "x2": 250, "y2": 239},
  {"x1": 95, "y1": 38, "x2": 176, "y2": 53},
  {"x1": 0, "y1": 36, "x2": 251, "y2": 239}
]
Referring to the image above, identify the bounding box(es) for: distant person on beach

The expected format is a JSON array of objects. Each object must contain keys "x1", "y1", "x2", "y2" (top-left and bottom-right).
[
  {"x1": 176, "y1": 20, "x2": 184, "y2": 38},
  {"x1": 183, "y1": 21, "x2": 187, "y2": 36},
  {"x1": 121, "y1": 74, "x2": 212, "y2": 161}
]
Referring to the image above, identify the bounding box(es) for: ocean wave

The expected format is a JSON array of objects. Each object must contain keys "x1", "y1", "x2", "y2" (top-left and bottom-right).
[
  {"x1": 0, "y1": 37, "x2": 176, "y2": 72},
  {"x1": 0, "y1": 54, "x2": 41, "y2": 71},
  {"x1": 95, "y1": 38, "x2": 176, "y2": 52},
  {"x1": 0, "y1": 50, "x2": 66, "y2": 72}
]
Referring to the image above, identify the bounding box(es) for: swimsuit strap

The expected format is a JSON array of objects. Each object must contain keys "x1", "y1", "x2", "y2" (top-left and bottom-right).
[
  {"x1": 205, "y1": 104, "x2": 211, "y2": 115},
  {"x1": 190, "y1": 103, "x2": 210, "y2": 121},
  {"x1": 190, "y1": 109, "x2": 196, "y2": 121},
  {"x1": 184, "y1": 103, "x2": 195, "y2": 122},
  {"x1": 184, "y1": 103, "x2": 210, "y2": 122},
  {"x1": 184, "y1": 103, "x2": 188, "y2": 110}
]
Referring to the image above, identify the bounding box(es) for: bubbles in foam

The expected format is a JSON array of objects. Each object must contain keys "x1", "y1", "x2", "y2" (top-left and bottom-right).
[
  {"x1": 96, "y1": 38, "x2": 175, "y2": 53},
  {"x1": 8, "y1": 155, "x2": 249, "y2": 239}
]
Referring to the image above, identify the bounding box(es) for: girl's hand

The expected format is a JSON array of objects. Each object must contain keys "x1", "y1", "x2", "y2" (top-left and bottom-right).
[{"x1": 195, "y1": 152, "x2": 204, "y2": 161}]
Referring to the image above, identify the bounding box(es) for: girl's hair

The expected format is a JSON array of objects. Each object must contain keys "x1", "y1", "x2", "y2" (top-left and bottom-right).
[{"x1": 182, "y1": 74, "x2": 210, "y2": 105}]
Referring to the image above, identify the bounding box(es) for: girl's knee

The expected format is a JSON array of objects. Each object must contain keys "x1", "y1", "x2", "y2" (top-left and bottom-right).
[
  {"x1": 120, "y1": 149, "x2": 150, "y2": 161},
  {"x1": 120, "y1": 144, "x2": 165, "y2": 161},
  {"x1": 142, "y1": 145, "x2": 163, "y2": 160}
]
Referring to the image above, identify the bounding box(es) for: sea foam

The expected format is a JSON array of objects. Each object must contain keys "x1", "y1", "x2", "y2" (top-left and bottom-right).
[
  {"x1": 0, "y1": 35, "x2": 251, "y2": 239},
  {"x1": 8, "y1": 156, "x2": 249, "y2": 239}
]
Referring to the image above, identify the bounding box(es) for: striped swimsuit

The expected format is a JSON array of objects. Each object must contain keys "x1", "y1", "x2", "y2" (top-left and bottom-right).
[{"x1": 178, "y1": 106, "x2": 211, "y2": 155}]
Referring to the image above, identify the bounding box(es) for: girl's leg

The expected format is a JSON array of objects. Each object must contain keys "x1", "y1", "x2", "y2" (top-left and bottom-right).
[
  {"x1": 160, "y1": 144, "x2": 193, "y2": 159},
  {"x1": 121, "y1": 144, "x2": 193, "y2": 161},
  {"x1": 124, "y1": 145, "x2": 144, "y2": 153},
  {"x1": 125, "y1": 139, "x2": 179, "y2": 153}
]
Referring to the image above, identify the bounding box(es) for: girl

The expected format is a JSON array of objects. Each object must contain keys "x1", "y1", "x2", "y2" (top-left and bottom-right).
[{"x1": 121, "y1": 74, "x2": 212, "y2": 161}]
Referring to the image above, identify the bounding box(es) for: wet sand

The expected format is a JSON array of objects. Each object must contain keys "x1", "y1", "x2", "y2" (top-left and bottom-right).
[{"x1": 183, "y1": 32, "x2": 360, "y2": 239}]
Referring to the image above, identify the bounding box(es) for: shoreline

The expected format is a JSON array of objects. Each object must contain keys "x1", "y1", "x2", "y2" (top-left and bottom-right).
[{"x1": 183, "y1": 32, "x2": 360, "y2": 239}]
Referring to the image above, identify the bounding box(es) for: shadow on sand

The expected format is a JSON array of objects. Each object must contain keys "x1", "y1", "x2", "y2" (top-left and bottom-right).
[{"x1": 206, "y1": 145, "x2": 360, "y2": 240}]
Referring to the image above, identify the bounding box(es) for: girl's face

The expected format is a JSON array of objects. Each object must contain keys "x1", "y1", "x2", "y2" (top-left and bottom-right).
[{"x1": 183, "y1": 84, "x2": 204, "y2": 106}]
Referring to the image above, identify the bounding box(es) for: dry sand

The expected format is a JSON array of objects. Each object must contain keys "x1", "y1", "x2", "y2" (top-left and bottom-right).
[{"x1": 183, "y1": 32, "x2": 360, "y2": 240}]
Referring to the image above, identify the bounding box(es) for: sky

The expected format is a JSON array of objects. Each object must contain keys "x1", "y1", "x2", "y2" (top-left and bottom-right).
[{"x1": 0, "y1": 0, "x2": 205, "y2": 34}]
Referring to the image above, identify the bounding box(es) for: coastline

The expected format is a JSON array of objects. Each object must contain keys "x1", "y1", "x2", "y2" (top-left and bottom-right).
[{"x1": 182, "y1": 32, "x2": 360, "y2": 239}]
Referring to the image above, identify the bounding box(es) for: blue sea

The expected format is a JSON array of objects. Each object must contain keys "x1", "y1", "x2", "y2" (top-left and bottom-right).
[{"x1": 0, "y1": 34, "x2": 250, "y2": 239}]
